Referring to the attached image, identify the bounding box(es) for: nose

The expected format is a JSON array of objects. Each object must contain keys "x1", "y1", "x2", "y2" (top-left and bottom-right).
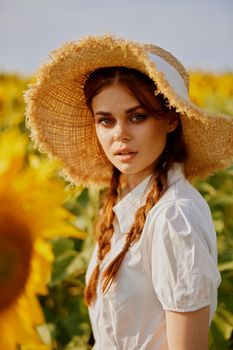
[{"x1": 113, "y1": 123, "x2": 132, "y2": 142}]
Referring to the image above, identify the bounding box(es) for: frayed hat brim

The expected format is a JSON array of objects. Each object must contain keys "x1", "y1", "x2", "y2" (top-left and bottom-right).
[{"x1": 24, "y1": 33, "x2": 233, "y2": 186}]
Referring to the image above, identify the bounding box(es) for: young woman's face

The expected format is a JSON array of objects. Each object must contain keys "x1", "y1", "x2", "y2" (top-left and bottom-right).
[{"x1": 92, "y1": 83, "x2": 178, "y2": 185}]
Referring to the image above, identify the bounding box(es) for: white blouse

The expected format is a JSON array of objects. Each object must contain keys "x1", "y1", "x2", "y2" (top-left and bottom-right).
[{"x1": 85, "y1": 162, "x2": 221, "y2": 350}]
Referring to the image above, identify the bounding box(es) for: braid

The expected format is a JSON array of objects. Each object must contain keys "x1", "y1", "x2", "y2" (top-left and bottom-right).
[
  {"x1": 101, "y1": 146, "x2": 171, "y2": 294},
  {"x1": 85, "y1": 118, "x2": 187, "y2": 306},
  {"x1": 84, "y1": 167, "x2": 120, "y2": 306},
  {"x1": 83, "y1": 65, "x2": 188, "y2": 307}
]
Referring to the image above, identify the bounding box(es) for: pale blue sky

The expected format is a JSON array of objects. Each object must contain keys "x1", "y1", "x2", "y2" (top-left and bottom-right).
[{"x1": 0, "y1": 0, "x2": 232, "y2": 76}]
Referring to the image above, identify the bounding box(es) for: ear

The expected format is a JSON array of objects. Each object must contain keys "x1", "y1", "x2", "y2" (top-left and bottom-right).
[{"x1": 166, "y1": 113, "x2": 179, "y2": 133}]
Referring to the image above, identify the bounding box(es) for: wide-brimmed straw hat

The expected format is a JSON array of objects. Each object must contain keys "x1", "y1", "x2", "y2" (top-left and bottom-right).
[{"x1": 24, "y1": 33, "x2": 233, "y2": 186}]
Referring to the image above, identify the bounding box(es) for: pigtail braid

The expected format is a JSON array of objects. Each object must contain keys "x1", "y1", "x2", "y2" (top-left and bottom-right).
[
  {"x1": 84, "y1": 66, "x2": 188, "y2": 307},
  {"x1": 84, "y1": 167, "x2": 121, "y2": 306},
  {"x1": 85, "y1": 119, "x2": 187, "y2": 306},
  {"x1": 101, "y1": 144, "x2": 173, "y2": 294}
]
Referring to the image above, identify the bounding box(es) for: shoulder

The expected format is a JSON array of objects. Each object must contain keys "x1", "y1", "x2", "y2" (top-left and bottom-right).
[
  {"x1": 146, "y1": 178, "x2": 221, "y2": 313},
  {"x1": 148, "y1": 176, "x2": 212, "y2": 225},
  {"x1": 145, "y1": 177, "x2": 216, "y2": 248}
]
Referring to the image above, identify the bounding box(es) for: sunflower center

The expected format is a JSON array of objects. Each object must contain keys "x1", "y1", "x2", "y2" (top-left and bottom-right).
[{"x1": 0, "y1": 210, "x2": 33, "y2": 312}]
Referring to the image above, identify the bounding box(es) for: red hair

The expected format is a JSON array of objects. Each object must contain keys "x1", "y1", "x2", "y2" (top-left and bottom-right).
[{"x1": 83, "y1": 67, "x2": 187, "y2": 306}]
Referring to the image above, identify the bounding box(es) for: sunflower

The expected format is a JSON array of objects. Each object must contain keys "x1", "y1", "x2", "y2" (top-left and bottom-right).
[
  {"x1": 0, "y1": 128, "x2": 86, "y2": 350},
  {"x1": 0, "y1": 74, "x2": 31, "y2": 128}
]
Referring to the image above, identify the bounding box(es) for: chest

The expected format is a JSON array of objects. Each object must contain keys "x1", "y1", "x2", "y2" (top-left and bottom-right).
[{"x1": 86, "y1": 217, "x2": 157, "y2": 307}]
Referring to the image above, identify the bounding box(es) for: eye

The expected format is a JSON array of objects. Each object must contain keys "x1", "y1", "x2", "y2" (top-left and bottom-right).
[
  {"x1": 130, "y1": 113, "x2": 148, "y2": 122},
  {"x1": 96, "y1": 117, "x2": 114, "y2": 126}
]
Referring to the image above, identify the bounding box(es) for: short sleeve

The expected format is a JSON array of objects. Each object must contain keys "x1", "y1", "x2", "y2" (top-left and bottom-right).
[{"x1": 150, "y1": 201, "x2": 222, "y2": 312}]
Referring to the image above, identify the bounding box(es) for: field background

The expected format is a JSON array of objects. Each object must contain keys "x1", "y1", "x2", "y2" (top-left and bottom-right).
[{"x1": 0, "y1": 71, "x2": 232, "y2": 350}]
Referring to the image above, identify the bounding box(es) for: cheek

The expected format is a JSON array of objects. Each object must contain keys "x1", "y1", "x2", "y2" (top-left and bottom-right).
[
  {"x1": 140, "y1": 121, "x2": 168, "y2": 146},
  {"x1": 95, "y1": 128, "x2": 111, "y2": 153}
]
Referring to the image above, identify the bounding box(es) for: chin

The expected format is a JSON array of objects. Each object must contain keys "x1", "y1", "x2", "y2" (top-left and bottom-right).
[{"x1": 117, "y1": 166, "x2": 141, "y2": 175}]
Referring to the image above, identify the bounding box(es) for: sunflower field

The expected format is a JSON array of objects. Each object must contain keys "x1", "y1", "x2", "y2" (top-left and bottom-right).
[{"x1": 0, "y1": 71, "x2": 233, "y2": 350}]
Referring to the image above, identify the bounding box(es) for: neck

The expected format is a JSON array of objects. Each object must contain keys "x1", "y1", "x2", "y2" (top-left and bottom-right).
[{"x1": 119, "y1": 169, "x2": 154, "y2": 199}]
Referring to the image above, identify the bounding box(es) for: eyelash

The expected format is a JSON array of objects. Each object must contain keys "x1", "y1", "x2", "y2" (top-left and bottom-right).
[{"x1": 97, "y1": 114, "x2": 148, "y2": 126}]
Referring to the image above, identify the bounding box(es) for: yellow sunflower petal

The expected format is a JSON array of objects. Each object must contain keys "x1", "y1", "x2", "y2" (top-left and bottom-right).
[
  {"x1": 0, "y1": 128, "x2": 27, "y2": 188},
  {"x1": 0, "y1": 120, "x2": 86, "y2": 349}
]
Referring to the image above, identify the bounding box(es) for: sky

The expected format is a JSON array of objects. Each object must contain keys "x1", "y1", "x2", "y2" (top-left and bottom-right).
[{"x1": 0, "y1": 0, "x2": 232, "y2": 77}]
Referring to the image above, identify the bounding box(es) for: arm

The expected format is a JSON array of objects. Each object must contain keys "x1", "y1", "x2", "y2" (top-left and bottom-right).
[{"x1": 165, "y1": 305, "x2": 210, "y2": 350}]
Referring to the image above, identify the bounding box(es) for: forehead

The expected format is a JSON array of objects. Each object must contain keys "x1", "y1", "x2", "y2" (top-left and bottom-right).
[
  {"x1": 92, "y1": 83, "x2": 140, "y2": 111},
  {"x1": 91, "y1": 82, "x2": 164, "y2": 115}
]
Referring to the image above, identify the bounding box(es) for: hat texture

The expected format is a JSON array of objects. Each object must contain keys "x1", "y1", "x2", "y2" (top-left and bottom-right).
[{"x1": 24, "y1": 33, "x2": 233, "y2": 186}]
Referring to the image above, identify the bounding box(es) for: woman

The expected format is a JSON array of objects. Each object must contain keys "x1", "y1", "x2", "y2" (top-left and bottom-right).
[{"x1": 24, "y1": 34, "x2": 233, "y2": 350}]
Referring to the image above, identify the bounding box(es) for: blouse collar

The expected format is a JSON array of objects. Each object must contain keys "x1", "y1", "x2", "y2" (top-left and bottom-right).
[{"x1": 112, "y1": 162, "x2": 185, "y2": 234}]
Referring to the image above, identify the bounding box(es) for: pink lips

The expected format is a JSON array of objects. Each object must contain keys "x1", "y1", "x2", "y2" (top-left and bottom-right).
[
  {"x1": 114, "y1": 147, "x2": 138, "y2": 162},
  {"x1": 114, "y1": 147, "x2": 136, "y2": 155}
]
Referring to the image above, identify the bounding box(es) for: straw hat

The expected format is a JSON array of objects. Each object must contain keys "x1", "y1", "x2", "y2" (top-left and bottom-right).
[{"x1": 24, "y1": 33, "x2": 233, "y2": 186}]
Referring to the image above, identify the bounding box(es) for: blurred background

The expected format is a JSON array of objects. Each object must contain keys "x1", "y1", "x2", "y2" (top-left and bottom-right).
[{"x1": 0, "y1": 0, "x2": 233, "y2": 349}]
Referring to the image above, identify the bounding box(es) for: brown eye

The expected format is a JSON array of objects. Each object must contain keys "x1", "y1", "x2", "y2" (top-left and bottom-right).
[
  {"x1": 97, "y1": 118, "x2": 114, "y2": 126},
  {"x1": 130, "y1": 114, "x2": 148, "y2": 122}
]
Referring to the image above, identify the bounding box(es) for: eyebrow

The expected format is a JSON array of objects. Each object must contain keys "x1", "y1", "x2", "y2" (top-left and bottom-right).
[{"x1": 94, "y1": 105, "x2": 143, "y2": 117}]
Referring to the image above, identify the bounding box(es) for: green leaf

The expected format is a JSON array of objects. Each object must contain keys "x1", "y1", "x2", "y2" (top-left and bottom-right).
[
  {"x1": 219, "y1": 261, "x2": 233, "y2": 272},
  {"x1": 210, "y1": 320, "x2": 229, "y2": 350}
]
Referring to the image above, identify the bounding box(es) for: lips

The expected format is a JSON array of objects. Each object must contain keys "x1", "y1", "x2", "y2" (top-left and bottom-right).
[
  {"x1": 114, "y1": 148, "x2": 137, "y2": 155},
  {"x1": 115, "y1": 149, "x2": 138, "y2": 163},
  {"x1": 117, "y1": 151, "x2": 137, "y2": 155}
]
